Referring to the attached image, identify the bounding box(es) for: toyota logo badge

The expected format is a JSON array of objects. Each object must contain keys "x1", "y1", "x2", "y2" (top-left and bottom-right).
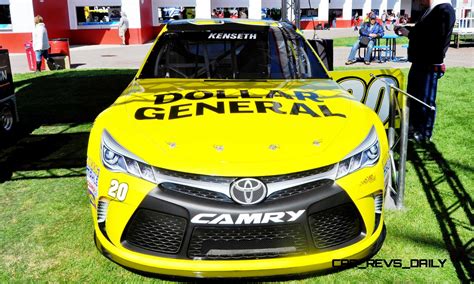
[{"x1": 230, "y1": 178, "x2": 267, "y2": 205}]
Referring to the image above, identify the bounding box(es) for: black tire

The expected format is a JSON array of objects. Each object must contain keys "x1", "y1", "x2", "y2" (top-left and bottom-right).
[{"x1": 0, "y1": 102, "x2": 15, "y2": 136}]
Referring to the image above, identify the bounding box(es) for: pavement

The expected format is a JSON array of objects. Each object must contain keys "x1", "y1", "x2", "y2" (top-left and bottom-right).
[{"x1": 8, "y1": 28, "x2": 474, "y2": 74}]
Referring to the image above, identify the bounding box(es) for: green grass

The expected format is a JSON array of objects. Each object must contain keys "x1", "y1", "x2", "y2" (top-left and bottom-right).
[
  {"x1": 1, "y1": 68, "x2": 472, "y2": 282},
  {"x1": 333, "y1": 36, "x2": 409, "y2": 47}
]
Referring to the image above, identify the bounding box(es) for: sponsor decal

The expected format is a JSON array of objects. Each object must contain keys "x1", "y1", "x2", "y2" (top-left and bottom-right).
[
  {"x1": 135, "y1": 89, "x2": 346, "y2": 121},
  {"x1": 208, "y1": 33, "x2": 257, "y2": 40},
  {"x1": 86, "y1": 158, "x2": 100, "y2": 208},
  {"x1": 191, "y1": 210, "x2": 305, "y2": 224},
  {"x1": 108, "y1": 179, "x2": 128, "y2": 202},
  {"x1": 360, "y1": 174, "x2": 376, "y2": 186}
]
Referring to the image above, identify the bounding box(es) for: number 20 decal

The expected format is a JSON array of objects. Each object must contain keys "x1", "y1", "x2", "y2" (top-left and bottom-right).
[
  {"x1": 108, "y1": 180, "x2": 128, "y2": 201},
  {"x1": 337, "y1": 75, "x2": 399, "y2": 124}
]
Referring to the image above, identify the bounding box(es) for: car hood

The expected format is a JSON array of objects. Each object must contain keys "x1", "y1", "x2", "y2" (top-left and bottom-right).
[{"x1": 98, "y1": 79, "x2": 379, "y2": 176}]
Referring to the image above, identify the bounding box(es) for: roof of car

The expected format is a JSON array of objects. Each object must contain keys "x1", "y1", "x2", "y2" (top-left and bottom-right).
[{"x1": 166, "y1": 19, "x2": 291, "y2": 32}]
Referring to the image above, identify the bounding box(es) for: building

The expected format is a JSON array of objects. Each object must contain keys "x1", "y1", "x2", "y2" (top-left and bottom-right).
[{"x1": 0, "y1": 0, "x2": 470, "y2": 53}]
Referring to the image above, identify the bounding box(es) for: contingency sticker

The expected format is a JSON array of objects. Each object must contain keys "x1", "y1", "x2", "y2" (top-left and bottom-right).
[{"x1": 86, "y1": 157, "x2": 100, "y2": 208}]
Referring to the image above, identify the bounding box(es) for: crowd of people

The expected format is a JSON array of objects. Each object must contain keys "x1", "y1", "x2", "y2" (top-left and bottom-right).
[
  {"x1": 212, "y1": 8, "x2": 247, "y2": 19},
  {"x1": 352, "y1": 10, "x2": 410, "y2": 31}
]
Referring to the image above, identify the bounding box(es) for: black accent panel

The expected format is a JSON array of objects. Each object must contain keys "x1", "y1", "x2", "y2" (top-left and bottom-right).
[
  {"x1": 124, "y1": 209, "x2": 187, "y2": 254},
  {"x1": 188, "y1": 224, "x2": 307, "y2": 260},
  {"x1": 159, "y1": 182, "x2": 233, "y2": 203},
  {"x1": 121, "y1": 182, "x2": 365, "y2": 259},
  {"x1": 167, "y1": 20, "x2": 273, "y2": 32},
  {"x1": 308, "y1": 203, "x2": 363, "y2": 249},
  {"x1": 266, "y1": 179, "x2": 334, "y2": 201}
]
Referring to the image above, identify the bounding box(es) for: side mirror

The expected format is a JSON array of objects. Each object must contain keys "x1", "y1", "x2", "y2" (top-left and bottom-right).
[{"x1": 308, "y1": 39, "x2": 334, "y2": 71}]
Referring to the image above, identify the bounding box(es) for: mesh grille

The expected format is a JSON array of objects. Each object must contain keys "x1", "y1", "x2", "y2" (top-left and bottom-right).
[
  {"x1": 155, "y1": 164, "x2": 334, "y2": 185},
  {"x1": 159, "y1": 182, "x2": 233, "y2": 202},
  {"x1": 188, "y1": 224, "x2": 307, "y2": 260},
  {"x1": 308, "y1": 204, "x2": 362, "y2": 249},
  {"x1": 266, "y1": 179, "x2": 334, "y2": 201},
  {"x1": 260, "y1": 165, "x2": 334, "y2": 183},
  {"x1": 124, "y1": 209, "x2": 187, "y2": 254}
]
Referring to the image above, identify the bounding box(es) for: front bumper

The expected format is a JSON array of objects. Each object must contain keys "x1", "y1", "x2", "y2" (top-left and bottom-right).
[{"x1": 93, "y1": 164, "x2": 386, "y2": 278}]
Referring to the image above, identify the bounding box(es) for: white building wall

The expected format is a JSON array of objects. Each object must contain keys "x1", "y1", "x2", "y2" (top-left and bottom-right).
[
  {"x1": 342, "y1": 0, "x2": 352, "y2": 19},
  {"x1": 8, "y1": 0, "x2": 35, "y2": 33},
  {"x1": 329, "y1": 0, "x2": 345, "y2": 9},
  {"x1": 319, "y1": 0, "x2": 329, "y2": 21},
  {"x1": 399, "y1": 0, "x2": 411, "y2": 15},
  {"x1": 121, "y1": 0, "x2": 141, "y2": 28},
  {"x1": 362, "y1": 0, "x2": 371, "y2": 17},
  {"x1": 195, "y1": 0, "x2": 210, "y2": 18},
  {"x1": 262, "y1": 0, "x2": 280, "y2": 8},
  {"x1": 391, "y1": 0, "x2": 401, "y2": 14},
  {"x1": 211, "y1": 0, "x2": 248, "y2": 8},
  {"x1": 353, "y1": 0, "x2": 365, "y2": 9},
  {"x1": 248, "y1": 0, "x2": 262, "y2": 19}
]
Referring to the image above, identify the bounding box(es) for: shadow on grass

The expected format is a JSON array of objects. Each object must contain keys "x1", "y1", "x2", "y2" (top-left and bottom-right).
[
  {"x1": 0, "y1": 69, "x2": 136, "y2": 182},
  {"x1": 408, "y1": 141, "x2": 473, "y2": 283}
]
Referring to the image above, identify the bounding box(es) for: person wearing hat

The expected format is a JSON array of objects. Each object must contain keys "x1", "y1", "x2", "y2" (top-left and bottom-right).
[{"x1": 346, "y1": 13, "x2": 384, "y2": 65}]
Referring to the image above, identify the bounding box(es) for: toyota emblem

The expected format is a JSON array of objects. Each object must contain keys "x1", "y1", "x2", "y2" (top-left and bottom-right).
[{"x1": 230, "y1": 178, "x2": 267, "y2": 205}]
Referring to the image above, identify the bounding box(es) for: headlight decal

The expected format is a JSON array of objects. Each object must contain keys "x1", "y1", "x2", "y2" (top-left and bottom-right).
[
  {"x1": 101, "y1": 130, "x2": 157, "y2": 183},
  {"x1": 336, "y1": 126, "x2": 380, "y2": 179}
]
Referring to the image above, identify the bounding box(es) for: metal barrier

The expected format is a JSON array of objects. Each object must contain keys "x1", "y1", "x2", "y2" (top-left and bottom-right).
[{"x1": 370, "y1": 74, "x2": 435, "y2": 209}]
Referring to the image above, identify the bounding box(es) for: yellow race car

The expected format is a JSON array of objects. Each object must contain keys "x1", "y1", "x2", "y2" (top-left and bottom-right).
[{"x1": 87, "y1": 19, "x2": 391, "y2": 278}]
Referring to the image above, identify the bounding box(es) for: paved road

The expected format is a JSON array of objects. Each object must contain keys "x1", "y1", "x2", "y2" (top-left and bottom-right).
[{"x1": 8, "y1": 28, "x2": 474, "y2": 74}]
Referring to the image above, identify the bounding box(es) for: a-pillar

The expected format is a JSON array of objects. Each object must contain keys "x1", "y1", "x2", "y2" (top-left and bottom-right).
[
  {"x1": 196, "y1": 0, "x2": 211, "y2": 19},
  {"x1": 248, "y1": 0, "x2": 262, "y2": 19}
]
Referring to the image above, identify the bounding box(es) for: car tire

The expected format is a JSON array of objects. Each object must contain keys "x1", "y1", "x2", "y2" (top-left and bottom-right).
[{"x1": 0, "y1": 102, "x2": 15, "y2": 136}]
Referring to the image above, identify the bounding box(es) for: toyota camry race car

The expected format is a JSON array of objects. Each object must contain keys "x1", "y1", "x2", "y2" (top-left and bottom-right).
[{"x1": 87, "y1": 19, "x2": 394, "y2": 278}]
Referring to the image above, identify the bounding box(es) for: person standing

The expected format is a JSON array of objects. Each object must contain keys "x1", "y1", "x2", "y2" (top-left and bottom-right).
[
  {"x1": 345, "y1": 14, "x2": 384, "y2": 65},
  {"x1": 394, "y1": 0, "x2": 455, "y2": 142},
  {"x1": 118, "y1": 12, "x2": 129, "y2": 45},
  {"x1": 32, "y1": 15, "x2": 56, "y2": 72},
  {"x1": 381, "y1": 10, "x2": 388, "y2": 30}
]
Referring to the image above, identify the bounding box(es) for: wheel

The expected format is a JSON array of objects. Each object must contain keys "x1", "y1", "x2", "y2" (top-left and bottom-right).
[
  {"x1": 0, "y1": 102, "x2": 15, "y2": 135},
  {"x1": 385, "y1": 90, "x2": 409, "y2": 209}
]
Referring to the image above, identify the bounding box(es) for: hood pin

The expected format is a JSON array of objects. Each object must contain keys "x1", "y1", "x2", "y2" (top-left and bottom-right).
[
  {"x1": 313, "y1": 140, "x2": 321, "y2": 146},
  {"x1": 269, "y1": 144, "x2": 279, "y2": 151},
  {"x1": 167, "y1": 142, "x2": 176, "y2": 149},
  {"x1": 214, "y1": 145, "x2": 224, "y2": 152}
]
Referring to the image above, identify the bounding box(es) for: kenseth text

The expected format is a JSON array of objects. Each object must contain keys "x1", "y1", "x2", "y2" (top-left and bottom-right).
[
  {"x1": 135, "y1": 90, "x2": 346, "y2": 121},
  {"x1": 208, "y1": 33, "x2": 257, "y2": 40}
]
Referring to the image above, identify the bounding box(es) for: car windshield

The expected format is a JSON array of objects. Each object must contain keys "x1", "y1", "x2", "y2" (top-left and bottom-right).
[{"x1": 138, "y1": 26, "x2": 329, "y2": 80}]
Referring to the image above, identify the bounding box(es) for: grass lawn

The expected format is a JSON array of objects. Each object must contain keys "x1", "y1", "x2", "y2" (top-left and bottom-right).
[{"x1": 0, "y1": 68, "x2": 472, "y2": 282}]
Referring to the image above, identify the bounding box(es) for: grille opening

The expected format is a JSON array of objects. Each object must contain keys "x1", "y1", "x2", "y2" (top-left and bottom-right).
[
  {"x1": 374, "y1": 192, "x2": 383, "y2": 232},
  {"x1": 188, "y1": 224, "x2": 308, "y2": 260},
  {"x1": 308, "y1": 203, "x2": 363, "y2": 249},
  {"x1": 266, "y1": 179, "x2": 334, "y2": 201},
  {"x1": 159, "y1": 182, "x2": 233, "y2": 202},
  {"x1": 124, "y1": 209, "x2": 187, "y2": 254},
  {"x1": 97, "y1": 199, "x2": 109, "y2": 223}
]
